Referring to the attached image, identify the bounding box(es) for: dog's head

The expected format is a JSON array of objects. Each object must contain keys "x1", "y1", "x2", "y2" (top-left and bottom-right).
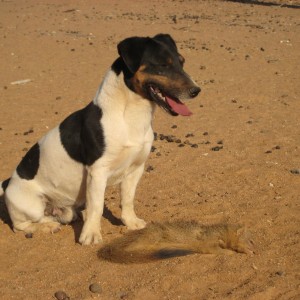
[{"x1": 114, "y1": 34, "x2": 201, "y2": 116}]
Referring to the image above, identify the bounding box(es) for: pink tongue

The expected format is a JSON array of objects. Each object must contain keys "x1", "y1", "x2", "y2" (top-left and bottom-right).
[{"x1": 165, "y1": 96, "x2": 192, "y2": 116}]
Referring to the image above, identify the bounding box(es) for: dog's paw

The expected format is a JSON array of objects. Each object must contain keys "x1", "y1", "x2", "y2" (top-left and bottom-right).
[
  {"x1": 123, "y1": 216, "x2": 146, "y2": 230},
  {"x1": 79, "y1": 228, "x2": 102, "y2": 245},
  {"x1": 41, "y1": 221, "x2": 61, "y2": 234}
]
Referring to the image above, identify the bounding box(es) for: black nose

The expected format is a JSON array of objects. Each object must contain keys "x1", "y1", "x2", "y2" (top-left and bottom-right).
[{"x1": 189, "y1": 86, "x2": 201, "y2": 98}]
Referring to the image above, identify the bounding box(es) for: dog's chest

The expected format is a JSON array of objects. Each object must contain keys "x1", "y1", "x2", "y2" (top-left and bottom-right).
[{"x1": 102, "y1": 106, "x2": 154, "y2": 185}]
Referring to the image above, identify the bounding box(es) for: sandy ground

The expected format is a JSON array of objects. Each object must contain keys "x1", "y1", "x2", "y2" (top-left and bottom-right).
[{"x1": 0, "y1": 0, "x2": 299, "y2": 299}]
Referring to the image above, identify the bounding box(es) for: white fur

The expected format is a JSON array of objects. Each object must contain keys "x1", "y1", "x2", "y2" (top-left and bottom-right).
[{"x1": 3, "y1": 69, "x2": 155, "y2": 245}]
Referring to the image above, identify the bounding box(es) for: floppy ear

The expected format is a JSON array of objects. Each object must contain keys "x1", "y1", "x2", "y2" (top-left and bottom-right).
[
  {"x1": 153, "y1": 33, "x2": 185, "y2": 64},
  {"x1": 153, "y1": 33, "x2": 177, "y2": 50},
  {"x1": 117, "y1": 37, "x2": 150, "y2": 73}
]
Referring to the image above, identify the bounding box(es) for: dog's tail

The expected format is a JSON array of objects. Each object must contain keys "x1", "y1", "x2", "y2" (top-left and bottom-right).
[{"x1": 0, "y1": 178, "x2": 10, "y2": 197}]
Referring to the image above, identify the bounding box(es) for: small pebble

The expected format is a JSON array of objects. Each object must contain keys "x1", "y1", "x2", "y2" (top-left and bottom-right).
[
  {"x1": 265, "y1": 150, "x2": 272, "y2": 154},
  {"x1": 146, "y1": 166, "x2": 154, "y2": 172},
  {"x1": 171, "y1": 125, "x2": 177, "y2": 129},
  {"x1": 118, "y1": 291, "x2": 128, "y2": 299},
  {"x1": 275, "y1": 271, "x2": 284, "y2": 276},
  {"x1": 25, "y1": 233, "x2": 33, "y2": 239},
  {"x1": 89, "y1": 283, "x2": 102, "y2": 294},
  {"x1": 54, "y1": 291, "x2": 69, "y2": 300},
  {"x1": 159, "y1": 134, "x2": 166, "y2": 141},
  {"x1": 290, "y1": 169, "x2": 300, "y2": 175},
  {"x1": 211, "y1": 146, "x2": 223, "y2": 151},
  {"x1": 185, "y1": 133, "x2": 194, "y2": 138},
  {"x1": 23, "y1": 129, "x2": 34, "y2": 136},
  {"x1": 178, "y1": 144, "x2": 185, "y2": 147},
  {"x1": 166, "y1": 136, "x2": 174, "y2": 143},
  {"x1": 203, "y1": 132, "x2": 208, "y2": 136},
  {"x1": 191, "y1": 144, "x2": 198, "y2": 148},
  {"x1": 156, "y1": 152, "x2": 161, "y2": 157}
]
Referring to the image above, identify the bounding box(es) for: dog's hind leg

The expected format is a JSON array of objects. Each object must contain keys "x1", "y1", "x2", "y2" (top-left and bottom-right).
[
  {"x1": 5, "y1": 181, "x2": 61, "y2": 234},
  {"x1": 13, "y1": 216, "x2": 61, "y2": 234},
  {"x1": 53, "y1": 206, "x2": 78, "y2": 224},
  {"x1": 120, "y1": 164, "x2": 146, "y2": 230}
]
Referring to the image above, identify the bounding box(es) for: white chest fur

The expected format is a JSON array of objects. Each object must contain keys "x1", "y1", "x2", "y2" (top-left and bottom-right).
[{"x1": 94, "y1": 70, "x2": 155, "y2": 185}]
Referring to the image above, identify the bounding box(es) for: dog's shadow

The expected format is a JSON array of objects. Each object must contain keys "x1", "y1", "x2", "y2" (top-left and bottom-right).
[{"x1": 71, "y1": 204, "x2": 124, "y2": 243}]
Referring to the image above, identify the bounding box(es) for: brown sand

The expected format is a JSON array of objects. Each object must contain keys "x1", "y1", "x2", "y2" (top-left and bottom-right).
[{"x1": 0, "y1": 1, "x2": 299, "y2": 299}]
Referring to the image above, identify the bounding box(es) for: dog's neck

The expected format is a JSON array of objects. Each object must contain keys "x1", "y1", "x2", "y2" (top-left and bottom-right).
[{"x1": 93, "y1": 66, "x2": 155, "y2": 118}]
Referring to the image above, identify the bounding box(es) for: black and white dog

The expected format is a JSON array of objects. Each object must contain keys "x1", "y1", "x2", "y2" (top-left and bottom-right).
[{"x1": 0, "y1": 34, "x2": 200, "y2": 245}]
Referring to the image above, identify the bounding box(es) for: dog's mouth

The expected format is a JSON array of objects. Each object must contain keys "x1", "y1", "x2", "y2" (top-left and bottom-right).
[{"x1": 148, "y1": 85, "x2": 192, "y2": 116}]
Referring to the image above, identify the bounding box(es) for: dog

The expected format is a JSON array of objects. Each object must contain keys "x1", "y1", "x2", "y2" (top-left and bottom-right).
[{"x1": 0, "y1": 34, "x2": 200, "y2": 245}]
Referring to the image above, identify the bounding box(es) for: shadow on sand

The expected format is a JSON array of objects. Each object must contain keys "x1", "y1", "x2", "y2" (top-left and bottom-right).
[{"x1": 225, "y1": 0, "x2": 300, "y2": 9}]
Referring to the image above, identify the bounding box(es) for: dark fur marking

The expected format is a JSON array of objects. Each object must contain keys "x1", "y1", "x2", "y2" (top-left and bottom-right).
[
  {"x1": 111, "y1": 57, "x2": 136, "y2": 92},
  {"x1": 111, "y1": 57, "x2": 126, "y2": 76},
  {"x1": 16, "y1": 143, "x2": 40, "y2": 180},
  {"x1": 117, "y1": 37, "x2": 150, "y2": 74},
  {"x1": 2, "y1": 178, "x2": 10, "y2": 191},
  {"x1": 154, "y1": 249, "x2": 195, "y2": 259},
  {"x1": 59, "y1": 102, "x2": 105, "y2": 166}
]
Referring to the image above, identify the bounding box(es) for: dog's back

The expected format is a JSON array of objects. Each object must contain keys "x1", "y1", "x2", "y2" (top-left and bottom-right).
[{"x1": 98, "y1": 221, "x2": 254, "y2": 263}]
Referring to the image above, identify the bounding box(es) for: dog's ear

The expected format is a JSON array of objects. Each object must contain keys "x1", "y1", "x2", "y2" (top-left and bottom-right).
[
  {"x1": 117, "y1": 37, "x2": 150, "y2": 74},
  {"x1": 153, "y1": 33, "x2": 185, "y2": 65},
  {"x1": 153, "y1": 34, "x2": 177, "y2": 50}
]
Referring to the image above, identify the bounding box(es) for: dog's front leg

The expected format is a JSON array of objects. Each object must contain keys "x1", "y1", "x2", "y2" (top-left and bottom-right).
[
  {"x1": 79, "y1": 166, "x2": 107, "y2": 245},
  {"x1": 121, "y1": 164, "x2": 146, "y2": 230}
]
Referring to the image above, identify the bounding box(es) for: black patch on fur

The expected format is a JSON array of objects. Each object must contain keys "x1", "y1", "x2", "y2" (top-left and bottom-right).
[
  {"x1": 111, "y1": 57, "x2": 135, "y2": 92},
  {"x1": 154, "y1": 249, "x2": 195, "y2": 259},
  {"x1": 111, "y1": 57, "x2": 125, "y2": 76},
  {"x1": 2, "y1": 178, "x2": 10, "y2": 191},
  {"x1": 59, "y1": 102, "x2": 105, "y2": 166},
  {"x1": 16, "y1": 143, "x2": 40, "y2": 180},
  {"x1": 117, "y1": 37, "x2": 150, "y2": 73}
]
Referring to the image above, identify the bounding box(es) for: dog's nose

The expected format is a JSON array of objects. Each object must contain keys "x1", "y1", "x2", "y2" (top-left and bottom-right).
[{"x1": 189, "y1": 86, "x2": 201, "y2": 98}]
